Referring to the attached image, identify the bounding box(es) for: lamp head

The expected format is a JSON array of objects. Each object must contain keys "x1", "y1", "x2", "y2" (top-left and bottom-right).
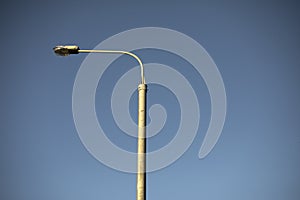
[{"x1": 53, "y1": 45, "x2": 79, "y2": 56}]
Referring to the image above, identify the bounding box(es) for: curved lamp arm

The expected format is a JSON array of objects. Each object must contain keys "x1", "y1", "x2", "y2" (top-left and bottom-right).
[{"x1": 53, "y1": 45, "x2": 145, "y2": 84}]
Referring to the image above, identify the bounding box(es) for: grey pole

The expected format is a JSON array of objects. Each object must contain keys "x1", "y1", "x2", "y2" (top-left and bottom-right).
[
  {"x1": 53, "y1": 45, "x2": 147, "y2": 200},
  {"x1": 137, "y1": 83, "x2": 147, "y2": 200}
]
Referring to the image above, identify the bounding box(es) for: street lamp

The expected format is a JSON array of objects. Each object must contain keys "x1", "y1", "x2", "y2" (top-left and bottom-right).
[{"x1": 53, "y1": 45, "x2": 147, "y2": 200}]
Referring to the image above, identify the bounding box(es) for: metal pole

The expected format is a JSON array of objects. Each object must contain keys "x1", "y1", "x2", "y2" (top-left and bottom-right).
[
  {"x1": 53, "y1": 45, "x2": 147, "y2": 200},
  {"x1": 137, "y1": 83, "x2": 147, "y2": 200}
]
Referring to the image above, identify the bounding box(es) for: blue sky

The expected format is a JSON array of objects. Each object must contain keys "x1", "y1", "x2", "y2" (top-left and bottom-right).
[{"x1": 1, "y1": 1, "x2": 299, "y2": 200}]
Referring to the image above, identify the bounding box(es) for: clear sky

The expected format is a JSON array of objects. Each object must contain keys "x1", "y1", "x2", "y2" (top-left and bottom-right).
[{"x1": 1, "y1": 0, "x2": 299, "y2": 200}]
